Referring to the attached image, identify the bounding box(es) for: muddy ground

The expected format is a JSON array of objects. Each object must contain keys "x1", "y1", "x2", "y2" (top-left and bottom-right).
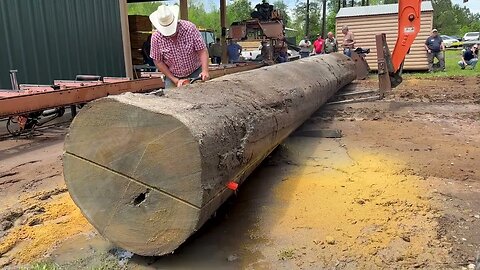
[{"x1": 0, "y1": 76, "x2": 479, "y2": 269}]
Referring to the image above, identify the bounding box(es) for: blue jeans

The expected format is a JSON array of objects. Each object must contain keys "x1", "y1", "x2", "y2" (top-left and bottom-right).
[
  {"x1": 343, "y1": 48, "x2": 352, "y2": 57},
  {"x1": 164, "y1": 67, "x2": 202, "y2": 90},
  {"x1": 300, "y1": 52, "x2": 310, "y2": 58},
  {"x1": 458, "y1": 58, "x2": 478, "y2": 69}
]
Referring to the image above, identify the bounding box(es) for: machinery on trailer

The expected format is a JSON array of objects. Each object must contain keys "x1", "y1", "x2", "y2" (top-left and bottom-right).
[{"x1": 229, "y1": 1, "x2": 296, "y2": 63}]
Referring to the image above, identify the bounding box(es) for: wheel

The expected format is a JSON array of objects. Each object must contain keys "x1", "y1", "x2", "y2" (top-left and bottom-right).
[
  {"x1": 6, "y1": 115, "x2": 39, "y2": 137},
  {"x1": 6, "y1": 117, "x2": 24, "y2": 136}
]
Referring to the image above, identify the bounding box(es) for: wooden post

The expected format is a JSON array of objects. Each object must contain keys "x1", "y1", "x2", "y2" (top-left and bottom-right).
[
  {"x1": 321, "y1": 0, "x2": 327, "y2": 38},
  {"x1": 63, "y1": 54, "x2": 357, "y2": 256},
  {"x1": 306, "y1": 0, "x2": 310, "y2": 37},
  {"x1": 220, "y1": 0, "x2": 227, "y2": 63},
  {"x1": 118, "y1": 0, "x2": 133, "y2": 79},
  {"x1": 179, "y1": 0, "x2": 188, "y2": 20}
]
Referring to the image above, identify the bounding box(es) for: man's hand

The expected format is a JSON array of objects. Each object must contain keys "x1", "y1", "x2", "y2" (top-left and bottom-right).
[
  {"x1": 427, "y1": 49, "x2": 431, "y2": 53},
  {"x1": 177, "y1": 79, "x2": 189, "y2": 87},
  {"x1": 200, "y1": 70, "x2": 210, "y2": 81},
  {"x1": 172, "y1": 77, "x2": 180, "y2": 87}
]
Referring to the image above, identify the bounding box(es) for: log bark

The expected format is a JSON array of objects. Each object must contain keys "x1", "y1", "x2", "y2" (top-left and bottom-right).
[{"x1": 63, "y1": 53, "x2": 356, "y2": 256}]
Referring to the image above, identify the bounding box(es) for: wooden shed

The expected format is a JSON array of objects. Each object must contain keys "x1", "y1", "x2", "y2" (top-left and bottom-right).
[{"x1": 336, "y1": 1, "x2": 434, "y2": 71}]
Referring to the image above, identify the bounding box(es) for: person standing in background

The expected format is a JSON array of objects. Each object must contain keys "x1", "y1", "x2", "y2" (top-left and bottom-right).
[
  {"x1": 324, "y1": 32, "x2": 338, "y2": 54},
  {"x1": 210, "y1": 38, "x2": 222, "y2": 64},
  {"x1": 341, "y1": 26, "x2": 355, "y2": 57},
  {"x1": 299, "y1": 36, "x2": 312, "y2": 58},
  {"x1": 227, "y1": 39, "x2": 243, "y2": 63},
  {"x1": 425, "y1": 29, "x2": 445, "y2": 72},
  {"x1": 313, "y1": 34, "x2": 325, "y2": 55}
]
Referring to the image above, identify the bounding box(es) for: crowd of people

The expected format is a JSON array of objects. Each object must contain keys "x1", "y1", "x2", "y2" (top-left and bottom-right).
[
  {"x1": 297, "y1": 26, "x2": 352, "y2": 58},
  {"x1": 425, "y1": 28, "x2": 478, "y2": 72},
  {"x1": 297, "y1": 32, "x2": 340, "y2": 57}
]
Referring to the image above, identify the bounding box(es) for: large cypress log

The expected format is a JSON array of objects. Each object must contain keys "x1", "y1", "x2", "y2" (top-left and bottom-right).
[{"x1": 63, "y1": 53, "x2": 356, "y2": 256}]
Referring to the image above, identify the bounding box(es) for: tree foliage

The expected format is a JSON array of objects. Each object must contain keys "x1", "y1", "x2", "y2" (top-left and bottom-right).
[
  {"x1": 292, "y1": 0, "x2": 325, "y2": 40},
  {"x1": 128, "y1": 0, "x2": 480, "y2": 40},
  {"x1": 189, "y1": 0, "x2": 220, "y2": 31},
  {"x1": 127, "y1": 2, "x2": 160, "y2": 15},
  {"x1": 227, "y1": 0, "x2": 253, "y2": 24},
  {"x1": 431, "y1": 0, "x2": 480, "y2": 35},
  {"x1": 272, "y1": 0, "x2": 291, "y2": 26}
]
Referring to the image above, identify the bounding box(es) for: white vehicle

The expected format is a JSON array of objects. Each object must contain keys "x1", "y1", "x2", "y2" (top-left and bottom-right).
[
  {"x1": 241, "y1": 45, "x2": 296, "y2": 61},
  {"x1": 440, "y1": 35, "x2": 459, "y2": 48},
  {"x1": 463, "y1": 32, "x2": 479, "y2": 41},
  {"x1": 241, "y1": 49, "x2": 262, "y2": 60}
]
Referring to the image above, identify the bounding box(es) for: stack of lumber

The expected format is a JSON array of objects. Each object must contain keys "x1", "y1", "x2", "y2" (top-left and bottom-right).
[{"x1": 128, "y1": 15, "x2": 152, "y2": 65}]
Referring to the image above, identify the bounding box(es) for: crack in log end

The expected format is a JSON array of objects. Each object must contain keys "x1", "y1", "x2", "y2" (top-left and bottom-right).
[
  {"x1": 0, "y1": 172, "x2": 18, "y2": 179},
  {"x1": 132, "y1": 189, "x2": 150, "y2": 206}
]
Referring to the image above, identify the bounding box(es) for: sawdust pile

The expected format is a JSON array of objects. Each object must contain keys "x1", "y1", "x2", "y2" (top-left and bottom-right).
[
  {"x1": 258, "y1": 148, "x2": 452, "y2": 269},
  {"x1": 0, "y1": 192, "x2": 92, "y2": 264}
]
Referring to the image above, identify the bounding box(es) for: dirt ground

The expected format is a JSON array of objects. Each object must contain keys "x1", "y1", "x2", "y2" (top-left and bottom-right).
[{"x1": 0, "y1": 76, "x2": 479, "y2": 269}]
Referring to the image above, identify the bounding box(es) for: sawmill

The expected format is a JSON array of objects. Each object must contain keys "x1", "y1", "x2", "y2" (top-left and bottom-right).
[
  {"x1": 1, "y1": 0, "x2": 480, "y2": 269},
  {"x1": 1, "y1": 0, "x2": 412, "y2": 256}
]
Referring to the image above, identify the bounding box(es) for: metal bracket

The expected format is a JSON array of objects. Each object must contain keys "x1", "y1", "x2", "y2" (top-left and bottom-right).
[{"x1": 375, "y1": 34, "x2": 392, "y2": 98}]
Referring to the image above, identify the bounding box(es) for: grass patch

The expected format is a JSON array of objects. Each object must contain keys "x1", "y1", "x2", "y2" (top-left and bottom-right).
[
  {"x1": 278, "y1": 248, "x2": 296, "y2": 260},
  {"x1": 23, "y1": 261, "x2": 59, "y2": 270},
  {"x1": 403, "y1": 49, "x2": 479, "y2": 79}
]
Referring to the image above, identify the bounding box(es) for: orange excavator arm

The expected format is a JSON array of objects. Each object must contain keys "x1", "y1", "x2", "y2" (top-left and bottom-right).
[
  {"x1": 376, "y1": 0, "x2": 422, "y2": 92},
  {"x1": 391, "y1": 0, "x2": 423, "y2": 72}
]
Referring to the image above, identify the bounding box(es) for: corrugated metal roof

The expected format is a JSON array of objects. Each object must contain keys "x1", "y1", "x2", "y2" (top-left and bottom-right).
[
  {"x1": 336, "y1": 1, "x2": 434, "y2": 18},
  {"x1": 0, "y1": 0, "x2": 126, "y2": 89}
]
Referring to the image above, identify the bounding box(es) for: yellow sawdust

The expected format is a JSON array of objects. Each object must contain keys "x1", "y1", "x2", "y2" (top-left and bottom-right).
[
  {"x1": 0, "y1": 193, "x2": 92, "y2": 264},
  {"x1": 270, "y1": 151, "x2": 450, "y2": 267}
]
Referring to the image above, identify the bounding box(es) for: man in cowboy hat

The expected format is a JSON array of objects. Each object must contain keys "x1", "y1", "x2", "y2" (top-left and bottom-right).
[{"x1": 149, "y1": 5, "x2": 210, "y2": 89}]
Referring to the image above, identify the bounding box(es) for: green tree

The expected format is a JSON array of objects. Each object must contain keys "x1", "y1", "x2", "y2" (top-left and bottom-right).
[
  {"x1": 432, "y1": 0, "x2": 480, "y2": 35},
  {"x1": 128, "y1": 2, "x2": 160, "y2": 15},
  {"x1": 292, "y1": 0, "x2": 324, "y2": 40},
  {"x1": 227, "y1": 0, "x2": 253, "y2": 24},
  {"x1": 272, "y1": 0, "x2": 291, "y2": 27},
  {"x1": 189, "y1": 0, "x2": 221, "y2": 32}
]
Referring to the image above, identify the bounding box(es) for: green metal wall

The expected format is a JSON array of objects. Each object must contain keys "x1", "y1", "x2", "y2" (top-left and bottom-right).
[{"x1": 0, "y1": 0, "x2": 126, "y2": 89}]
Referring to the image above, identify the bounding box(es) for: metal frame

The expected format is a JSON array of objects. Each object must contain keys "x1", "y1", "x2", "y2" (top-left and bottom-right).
[
  {"x1": 0, "y1": 77, "x2": 164, "y2": 118},
  {"x1": 375, "y1": 33, "x2": 392, "y2": 98}
]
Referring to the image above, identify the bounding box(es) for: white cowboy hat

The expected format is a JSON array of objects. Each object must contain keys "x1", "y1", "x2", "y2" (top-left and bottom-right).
[{"x1": 149, "y1": 5, "x2": 180, "y2": 37}]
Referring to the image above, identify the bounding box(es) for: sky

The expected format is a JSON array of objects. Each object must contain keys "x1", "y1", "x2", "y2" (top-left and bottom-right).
[{"x1": 452, "y1": 0, "x2": 480, "y2": 14}]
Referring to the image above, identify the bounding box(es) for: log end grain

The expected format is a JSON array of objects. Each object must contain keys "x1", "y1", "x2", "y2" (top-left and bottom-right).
[{"x1": 64, "y1": 99, "x2": 204, "y2": 255}]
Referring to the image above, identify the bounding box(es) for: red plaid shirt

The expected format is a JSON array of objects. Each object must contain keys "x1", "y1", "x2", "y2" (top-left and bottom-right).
[{"x1": 150, "y1": 20, "x2": 206, "y2": 78}]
